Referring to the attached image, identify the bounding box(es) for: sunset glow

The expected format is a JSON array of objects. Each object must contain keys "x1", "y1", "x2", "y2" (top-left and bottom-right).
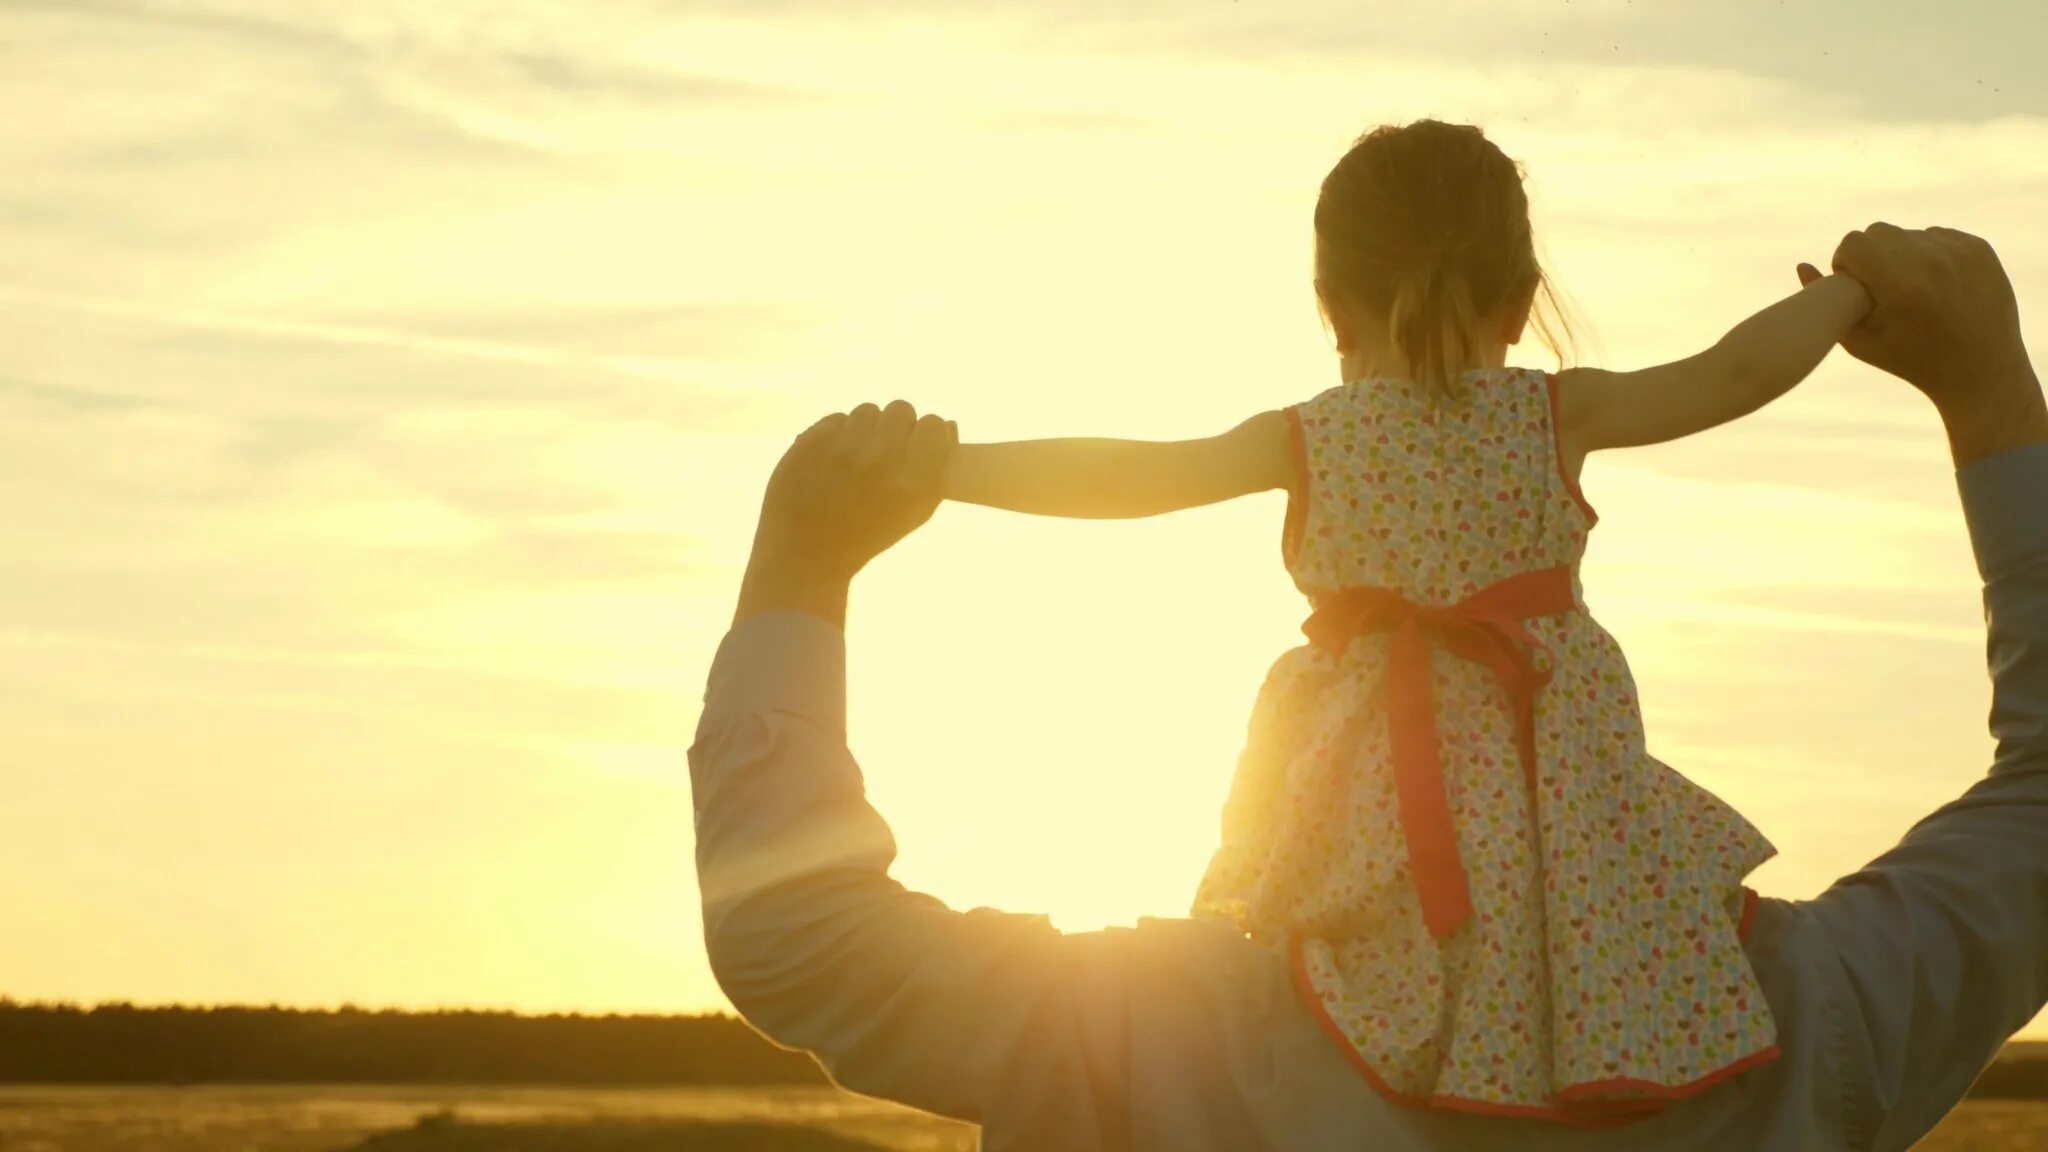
[{"x1": 3, "y1": 1, "x2": 2045, "y2": 1036}]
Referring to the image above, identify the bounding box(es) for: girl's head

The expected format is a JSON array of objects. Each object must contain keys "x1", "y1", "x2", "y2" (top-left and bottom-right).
[{"x1": 1314, "y1": 119, "x2": 1573, "y2": 396}]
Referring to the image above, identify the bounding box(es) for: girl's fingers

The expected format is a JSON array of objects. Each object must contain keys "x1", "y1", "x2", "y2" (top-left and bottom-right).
[{"x1": 1796, "y1": 262, "x2": 1823, "y2": 287}]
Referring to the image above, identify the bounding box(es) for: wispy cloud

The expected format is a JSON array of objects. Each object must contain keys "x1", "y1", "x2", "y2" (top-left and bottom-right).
[
  {"x1": 0, "y1": 286, "x2": 790, "y2": 423},
  {"x1": 13, "y1": 0, "x2": 367, "y2": 59}
]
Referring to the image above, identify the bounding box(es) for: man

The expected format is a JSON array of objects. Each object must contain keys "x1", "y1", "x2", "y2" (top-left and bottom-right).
[{"x1": 690, "y1": 225, "x2": 2048, "y2": 1151}]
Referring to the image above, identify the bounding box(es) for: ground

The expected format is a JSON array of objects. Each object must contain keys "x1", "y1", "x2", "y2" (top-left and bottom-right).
[{"x1": 0, "y1": 1085, "x2": 2027, "y2": 1150}]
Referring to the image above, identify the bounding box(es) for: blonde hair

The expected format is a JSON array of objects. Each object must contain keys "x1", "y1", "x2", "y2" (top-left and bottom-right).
[{"x1": 1314, "y1": 120, "x2": 1575, "y2": 398}]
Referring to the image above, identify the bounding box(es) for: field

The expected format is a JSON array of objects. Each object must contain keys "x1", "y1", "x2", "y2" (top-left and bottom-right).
[
  {"x1": 0, "y1": 1086, "x2": 973, "y2": 1152},
  {"x1": 0, "y1": 1085, "x2": 2034, "y2": 1150}
]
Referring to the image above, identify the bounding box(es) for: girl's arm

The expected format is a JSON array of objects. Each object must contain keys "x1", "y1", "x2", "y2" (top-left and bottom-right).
[
  {"x1": 942, "y1": 410, "x2": 1294, "y2": 519},
  {"x1": 1555, "y1": 273, "x2": 1874, "y2": 461}
]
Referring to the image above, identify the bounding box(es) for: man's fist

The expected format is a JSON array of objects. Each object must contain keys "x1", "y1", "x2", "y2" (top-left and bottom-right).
[
  {"x1": 1798, "y1": 225, "x2": 2041, "y2": 463},
  {"x1": 755, "y1": 400, "x2": 958, "y2": 586}
]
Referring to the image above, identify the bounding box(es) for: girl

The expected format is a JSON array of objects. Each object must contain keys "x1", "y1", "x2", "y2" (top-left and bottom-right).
[{"x1": 940, "y1": 120, "x2": 1873, "y2": 1123}]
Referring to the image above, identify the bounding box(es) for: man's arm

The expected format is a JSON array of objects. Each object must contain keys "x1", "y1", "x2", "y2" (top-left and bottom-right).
[
  {"x1": 698, "y1": 401, "x2": 1132, "y2": 1149},
  {"x1": 691, "y1": 615, "x2": 1131, "y2": 1147},
  {"x1": 1794, "y1": 225, "x2": 2048, "y2": 1152},
  {"x1": 1806, "y1": 445, "x2": 2048, "y2": 1152}
]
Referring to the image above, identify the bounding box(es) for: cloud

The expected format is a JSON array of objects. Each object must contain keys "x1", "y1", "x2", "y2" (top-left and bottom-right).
[
  {"x1": 12, "y1": 0, "x2": 366, "y2": 60},
  {"x1": 0, "y1": 287, "x2": 794, "y2": 432},
  {"x1": 501, "y1": 50, "x2": 800, "y2": 104},
  {"x1": 0, "y1": 290, "x2": 766, "y2": 704},
  {"x1": 1709, "y1": 584, "x2": 1981, "y2": 643},
  {"x1": 328, "y1": 301, "x2": 813, "y2": 370},
  {"x1": 0, "y1": 385, "x2": 731, "y2": 647},
  {"x1": 662, "y1": 0, "x2": 2048, "y2": 120},
  {"x1": 0, "y1": 376, "x2": 160, "y2": 415}
]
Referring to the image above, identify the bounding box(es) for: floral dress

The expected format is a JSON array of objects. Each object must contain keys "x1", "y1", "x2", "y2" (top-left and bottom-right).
[{"x1": 1191, "y1": 367, "x2": 1780, "y2": 1123}]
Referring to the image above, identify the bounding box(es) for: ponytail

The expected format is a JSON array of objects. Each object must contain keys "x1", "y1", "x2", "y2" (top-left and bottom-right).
[
  {"x1": 1314, "y1": 120, "x2": 1579, "y2": 399},
  {"x1": 1384, "y1": 261, "x2": 1483, "y2": 401}
]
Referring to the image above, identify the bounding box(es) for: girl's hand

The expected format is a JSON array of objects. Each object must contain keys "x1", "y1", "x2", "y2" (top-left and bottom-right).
[{"x1": 1797, "y1": 264, "x2": 1874, "y2": 325}]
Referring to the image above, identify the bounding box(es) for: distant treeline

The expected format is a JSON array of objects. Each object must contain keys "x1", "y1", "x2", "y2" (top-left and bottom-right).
[
  {"x1": 0, "y1": 1000, "x2": 827, "y2": 1086},
  {"x1": 2, "y1": 998, "x2": 2045, "y2": 1098},
  {"x1": 1964, "y1": 1051, "x2": 2048, "y2": 1100}
]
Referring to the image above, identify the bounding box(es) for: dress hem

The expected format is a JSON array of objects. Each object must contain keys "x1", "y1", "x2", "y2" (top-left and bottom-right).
[{"x1": 1287, "y1": 886, "x2": 1778, "y2": 1128}]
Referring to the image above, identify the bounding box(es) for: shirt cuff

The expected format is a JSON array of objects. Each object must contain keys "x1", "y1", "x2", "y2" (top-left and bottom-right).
[
  {"x1": 1959, "y1": 443, "x2": 2048, "y2": 582},
  {"x1": 701, "y1": 611, "x2": 848, "y2": 732}
]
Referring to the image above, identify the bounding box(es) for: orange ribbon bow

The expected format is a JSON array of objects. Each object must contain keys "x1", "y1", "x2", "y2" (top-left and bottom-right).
[{"x1": 1300, "y1": 566, "x2": 1576, "y2": 941}]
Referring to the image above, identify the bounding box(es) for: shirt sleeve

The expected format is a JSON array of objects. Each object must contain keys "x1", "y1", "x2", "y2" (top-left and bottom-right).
[
  {"x1": 1802, "y1": 444, "x2": 2048, "y2": 1152},
  {"x1": 687, "y1": 613, "x2": 1131, "y2": 1151}
]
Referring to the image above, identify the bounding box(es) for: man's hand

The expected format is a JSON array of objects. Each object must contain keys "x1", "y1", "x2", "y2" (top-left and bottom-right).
[
  {"x1": 734, "y1": 400, "x2": 957, "y2": 629},
  {"x1": 1797, "y1": 224, "x2": 2045, "y2": 465}
]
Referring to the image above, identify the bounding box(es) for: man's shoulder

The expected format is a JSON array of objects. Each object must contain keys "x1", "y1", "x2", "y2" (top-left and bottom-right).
[{"x1": 1094, "y1": 906, "x2": 1849, "y2": 1151}]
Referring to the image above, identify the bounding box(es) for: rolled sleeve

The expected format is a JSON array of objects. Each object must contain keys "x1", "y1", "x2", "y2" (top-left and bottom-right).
[
  {"x1": 698, "y1": 612, "x2": 848, "y2": 732},
  {"x1": 1961, "y1": 445, "x2": 2048, "y2": 585}
]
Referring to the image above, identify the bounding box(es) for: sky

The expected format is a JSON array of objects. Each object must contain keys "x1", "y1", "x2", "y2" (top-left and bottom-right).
[{"x1": 3, "y1": 0, "x2": 2046, "y2": 1033}]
